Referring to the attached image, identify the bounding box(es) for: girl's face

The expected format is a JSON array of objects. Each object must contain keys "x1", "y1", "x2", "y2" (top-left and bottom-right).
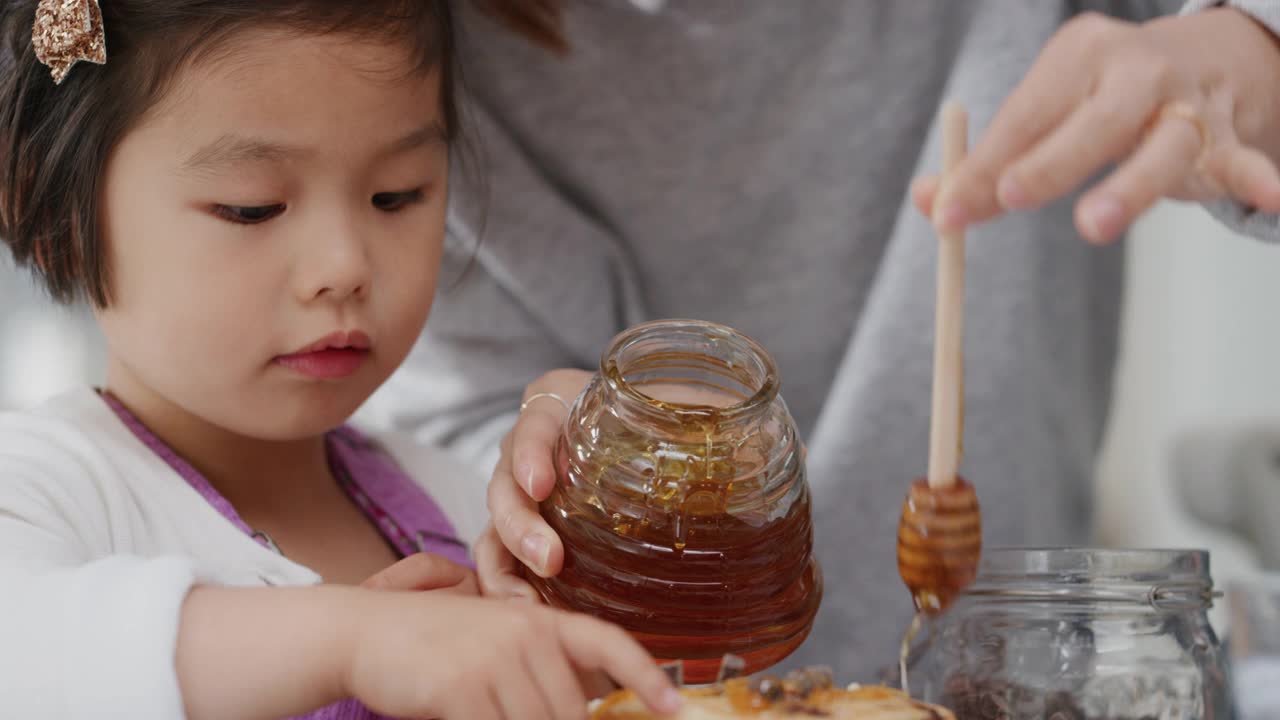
[{"x1": 97, "y1": 29, "x2": 448, "y2": 440}]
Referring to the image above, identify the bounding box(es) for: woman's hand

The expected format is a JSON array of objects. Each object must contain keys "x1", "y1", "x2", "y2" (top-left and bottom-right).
[
  {"x1": 475, "y1": 369, "x2": 593, "y2": 600},
  {"x1": 914, "y1": 7, "x2": 1280, "y2": 243}
]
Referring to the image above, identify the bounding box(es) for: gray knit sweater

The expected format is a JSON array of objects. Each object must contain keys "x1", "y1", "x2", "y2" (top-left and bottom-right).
[{"x1": 365, "y1": 0, "x2": 1280, "y2": 681}]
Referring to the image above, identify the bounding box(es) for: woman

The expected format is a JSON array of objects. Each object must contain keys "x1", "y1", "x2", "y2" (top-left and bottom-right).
[{"x1": 365, "y1": 0, "x2": 1280, "y2": 681}]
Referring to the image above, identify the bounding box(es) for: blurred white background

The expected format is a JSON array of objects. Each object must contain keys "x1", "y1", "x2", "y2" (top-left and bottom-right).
[
  {"x1": 0, "y1": 265, "x2": 103, "y2": 409},
  {"x1": 2, "y1": 200, "x2": 1280, "y2": 630},
  {"x1": 1097, "y1": 201, "x2": 1280, "y2": 629}
]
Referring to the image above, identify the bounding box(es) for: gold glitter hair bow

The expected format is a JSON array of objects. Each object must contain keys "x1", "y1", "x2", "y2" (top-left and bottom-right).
[{"x1": 32, "y1": 0, "x2": 107, "y2": 85}]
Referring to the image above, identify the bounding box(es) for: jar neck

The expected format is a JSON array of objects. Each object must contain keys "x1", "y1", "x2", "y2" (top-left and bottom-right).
[
  {"x1": 600, "y1": 319, "x2": 780, "y2": 436},
  {"x1": 959, "y1": 548, "x2": 1219, "y2": 613}
]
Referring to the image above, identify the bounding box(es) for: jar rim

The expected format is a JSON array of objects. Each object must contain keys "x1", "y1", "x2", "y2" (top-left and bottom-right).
[
  {"x1": 962, "y1": 547, "x2": 1218, "y2": 611},
  {"x1": 601, "y1": 318, "x2": 780, "y2": 421},
  {"x1": 976, "y1": 547, "x2": 1210, "y2": 579}
]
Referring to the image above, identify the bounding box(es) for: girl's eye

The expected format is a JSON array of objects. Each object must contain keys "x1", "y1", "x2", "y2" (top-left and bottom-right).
[
  {"x1": 212, "y1": 204, "x2": 286, "y2": 225},
  {"x1": 372, "y1": 189, "x2": 425, "y2": 212}
]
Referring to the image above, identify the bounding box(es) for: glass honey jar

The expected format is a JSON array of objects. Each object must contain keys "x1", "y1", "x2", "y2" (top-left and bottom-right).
[
  {"x1": 904, "y1": 548, "x2": 1230, "y2": 720},
  {"x1": 528, "y1": 319, "x2": 822, "y2": 684}
]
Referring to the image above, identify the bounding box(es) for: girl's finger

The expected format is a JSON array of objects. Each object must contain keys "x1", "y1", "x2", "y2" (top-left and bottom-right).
[
  {"x1": 497, "y1": 665, "x2": 553, "y2": 720},
  {"x1": 996, "y1": 67, "x2": 1160, "y2": 212},
  {"x1": 577, "y1": 669, "x2": 620, "y2": 702},
  {"x1": 443, "y1": 693, "x2": 501, "y2": 720},
  {"x1": 525, "y1": 645, "x2": 588, "y2": 720},
  {"x1": 1075, "y1": 109, "x2": 1203, "y2": 243},
  {"x1": 456, "y1": 565, "x2": 482, "y2": 596},
  {"x1": 560, "y1": 615, "x2": 682, "y2": 716},
  {"x1": 360, "y1": 553, "x2": 472, "y2": 592}
]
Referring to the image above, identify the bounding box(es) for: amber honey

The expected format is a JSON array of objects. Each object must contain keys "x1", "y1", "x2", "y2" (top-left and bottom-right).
[
  {"x1": 896, "y1": 476, "x2": 981, "y2": 614},
  {"x1": 532, "y1": 434, "x2": 821, "y2": 683},
  {"x1": 896, "y1": 477, "x2": 980, "y2": 696},
  {"x1": 527, "y1": 320, "x2": 822, "y2": 684}
]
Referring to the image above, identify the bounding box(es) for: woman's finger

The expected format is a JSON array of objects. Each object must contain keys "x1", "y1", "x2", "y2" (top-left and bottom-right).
[
  {"x1": 511, "y1": 400, "x2": 566, "y2": 502},
  {"x1": 486, "y1": 461, "x2": 564, "y2": 578},
  {"x1": 911, "y1": 175, "x2": 940, "y2": 218},
  {"x1": 1075, "y1": 109, "x2": 1203, "y2": 243},
  {"x1": 936, "y1": 15, "x2": 1117, "y2": 230},
  {"x1": 1207, "y1": 141, "x2": 1280, "y2": 213},
  {"x1": 475, "y1": 523, "x2": 541, "y2": 600},
  {"x1": 996, "y1": 67, "x2": 1160, "y2": 212}
]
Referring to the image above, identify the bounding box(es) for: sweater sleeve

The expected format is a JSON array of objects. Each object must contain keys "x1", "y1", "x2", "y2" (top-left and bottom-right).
[
  {"x1": 0, "y1": 418, "x2": 196, "y2": 719},
  {"x1": 1178, "y1": 0, "x2": 1280, "y2": 243}
]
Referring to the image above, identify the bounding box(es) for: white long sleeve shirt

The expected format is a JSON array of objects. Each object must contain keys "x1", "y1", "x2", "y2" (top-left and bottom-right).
[{"x1": 0, "y1": 388, "x2": 486, "y2": 718}]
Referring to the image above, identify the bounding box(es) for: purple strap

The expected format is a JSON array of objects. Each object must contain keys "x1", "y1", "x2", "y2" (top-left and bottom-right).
[
  {"x1": 101, "y1": 393, "x2": 471, "y2": 720},
  {"x1": 327, "y1": 427, "x2": 469, "y2": 567}
]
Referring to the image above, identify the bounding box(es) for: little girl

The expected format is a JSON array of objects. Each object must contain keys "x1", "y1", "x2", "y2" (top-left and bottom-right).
[{"x1": 0, "y1": 1, "x2": 680, "y2": 718}]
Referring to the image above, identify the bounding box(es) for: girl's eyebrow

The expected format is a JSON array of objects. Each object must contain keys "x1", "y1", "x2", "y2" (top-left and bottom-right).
[
  {"x1": 180, "y1": 135, "x2": 304, "y2": 175},
  {"x1": 179, "y1": 122, "x2": 448, "y2": 176},
  {"x1": 379, "y1": 122, "x2": 449, "y2": 159}
]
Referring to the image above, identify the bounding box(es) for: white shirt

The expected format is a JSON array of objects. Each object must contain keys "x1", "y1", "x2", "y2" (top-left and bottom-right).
[{"x1": 0, "y1": 388, "x2": 486, "y2": 718}]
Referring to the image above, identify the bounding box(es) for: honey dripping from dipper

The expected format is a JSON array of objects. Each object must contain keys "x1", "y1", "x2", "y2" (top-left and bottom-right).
[
  {"x1": 897, "y1": 477, "x2": 981, "y2": 615},
  {"x1": 896, "y1": 476, "x2": 981, "y2": 692}
]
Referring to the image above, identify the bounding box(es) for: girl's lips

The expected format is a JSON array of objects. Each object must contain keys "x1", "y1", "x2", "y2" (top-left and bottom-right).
[
  {"x1": 274, "y1": 347, "x2": 369, "y2": 379},
  {"x1": 275, "y1": 330, "x2": 373, "y2": 379},
  {"x1": 289, "y1": 330, "x2": 372, "y2": 355}
]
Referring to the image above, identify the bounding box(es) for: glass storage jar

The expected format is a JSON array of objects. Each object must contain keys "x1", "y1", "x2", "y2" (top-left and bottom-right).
[
  {"x1": 905, "y1": 548, "x2": 1230, "y2": 720},
  {"x1": 528, "y1": 319, "x2": 822, "y2": 684}
]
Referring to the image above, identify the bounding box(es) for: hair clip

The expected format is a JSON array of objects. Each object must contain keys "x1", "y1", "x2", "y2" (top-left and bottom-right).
[{"x1": 32, "y1": 0, "x2": 107, "y2": 85}]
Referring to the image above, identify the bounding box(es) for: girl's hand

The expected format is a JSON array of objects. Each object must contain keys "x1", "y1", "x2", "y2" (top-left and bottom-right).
[
  {"x1": 361, "y1": 553, "x2": 479, "y2": 596},
  {"x1": 178, "y1": 585, "x2": 676, "y2": 720},
  {"x1": 476, "y1": 369, "x2": 593, "y2": 599},
  {"x1": 345, "y1": 592, "x2": 682, "y2": 720},
  {"x1": 915, "y1": 7, "x2": 1280, "y2": 243}
]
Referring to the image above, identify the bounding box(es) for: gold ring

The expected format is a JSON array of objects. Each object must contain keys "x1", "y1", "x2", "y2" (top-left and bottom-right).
[
  {"x1": 1149, "y1": 101, "x2": 1212, "y2": 162},
  {"x1": 520, "y1": 392, "x2": 569, "y2": 414}
]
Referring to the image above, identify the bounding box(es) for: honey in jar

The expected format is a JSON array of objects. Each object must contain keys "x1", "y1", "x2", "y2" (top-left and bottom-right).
[{"x1": 528, "y1": 319, "x2": 822, "y2": 683}]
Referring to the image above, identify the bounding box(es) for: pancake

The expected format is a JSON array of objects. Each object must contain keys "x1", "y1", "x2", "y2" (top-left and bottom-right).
[{"x1": 591, "y1": 670, "x2": 955, "y2": 720}]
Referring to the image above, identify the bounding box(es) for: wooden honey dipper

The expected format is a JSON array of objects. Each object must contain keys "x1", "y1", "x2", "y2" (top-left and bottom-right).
[{"x1": 896, "y1": 101, "x2": 982, "y2": 616}]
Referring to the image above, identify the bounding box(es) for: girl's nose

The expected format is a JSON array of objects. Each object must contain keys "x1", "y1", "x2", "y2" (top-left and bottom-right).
[{"x1": 296, "y1": 218, "x2": 372, "y2": 303}]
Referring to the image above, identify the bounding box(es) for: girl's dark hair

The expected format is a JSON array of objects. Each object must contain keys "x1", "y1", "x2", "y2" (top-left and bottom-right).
[
  {"x1": 475, "y1": 0, "x2": 566, "y2": 55},
  {"x1": 0, "y1": 0, "x2": 564, "y2": 307}
]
